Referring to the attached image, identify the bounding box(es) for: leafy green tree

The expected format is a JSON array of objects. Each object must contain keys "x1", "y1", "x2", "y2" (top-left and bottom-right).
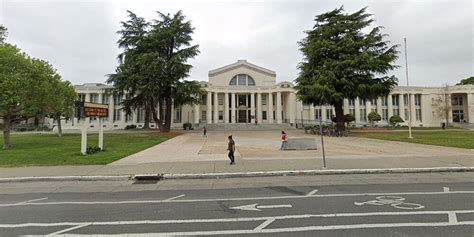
[
  {"x1": 0, "y1": 25, "x2": 7, "y2": 43},
  {"x1": 109, "y1": 10, "x2": 202, "y2": 132},
  {"x1": 457, "y1": 76, "x2": 474, "y2": 85},
  {"x1": 48, "y1": 80, "x2": 77, "y2": 136},
  {"x1": 295, "y1": 7, "x2": 398, "y2": 133},
  {"x1": 389, "y1": 115, "x2": 404, "y2": 127},
  {"x1": 368, "y1": 111, "x2": 381, "y2": 126}
]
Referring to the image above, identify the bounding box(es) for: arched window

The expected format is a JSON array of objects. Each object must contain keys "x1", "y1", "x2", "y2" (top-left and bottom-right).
[{"x1": 229, "y1": 74, "x2": 256, "y2": 86}]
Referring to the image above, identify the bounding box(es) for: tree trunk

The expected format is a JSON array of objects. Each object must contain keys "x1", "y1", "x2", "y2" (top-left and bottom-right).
[
  {"x1": 334, "y1": 100, "x2": 345, "y2": 136},
  {"x1": 3, "y1": 117, "x2": 12, "y2": 149},
  {"x1": 143, "y1": 104, "x2": 150, "y2": 129},
  {"x1": 162, "y1": 96, "x2": 172, "y2": 132},
  {"x1": 56, "y1": 115, "x2": 62, "y2": 137},
  {"x1": 34, "y1": 115, "x2": 39, "y2": 128},
  {"x1": 151, "y1": 97, "x2": 165, "y2": 131}
]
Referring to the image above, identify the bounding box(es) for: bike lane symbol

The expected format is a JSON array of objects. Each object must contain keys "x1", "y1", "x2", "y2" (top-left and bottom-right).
[{"x1": 354, "y1": 196, "x2": 424, "y2": 210}]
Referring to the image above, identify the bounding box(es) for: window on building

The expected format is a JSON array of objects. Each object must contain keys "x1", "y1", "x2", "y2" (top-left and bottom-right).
[
  {"x1": 262, "y1": 111, "x2": 267, "y2": 120},
  {"x1": 201, "y1": 95, "x2": 206, "y2": 105},
  {"x1": 415, "y1": 94, "x2": 422, "y2": 106},
  {"x1": 382, "y1": 109, "x2": 388, "y2": 120},
  {"x1": 315, "y1": 108, "x2": 321, "y2": 121},
  {"x1": 392, "y1": 95, "x2": 399, "y2": 106},
  {"x1": 360, "y1": 109, "x2": 367, "y2": 121},
  {"x1": 416, "y1": 108, "x2": 422, "y2": 121},
  {"x1": 452, "y1": 95, "x2": 463, "y2": 106},
  {"x1": 349, "y1": 109, "x2": 355, "y2": 116},
  {"x1": 359, "y1": 98, "x2": 366, "y2": 106},
  {"x1": 113, "y1": 109, "x2": 121, "y2": 122},
  {"x1": 393, "y1": 109, "x2": 399, "y2": 116},
  {"x1": 125, "y1": 113, "x2": 133, "y2": 123},
  {"x1": 404, "y1": 94, "x2": 408, "y2": 106},
  {"x1": 114, "y1": 95, "x2": 122, "y2": 105},
  {"x1": 174, "y1": 107, "x2": 181, "y2": 123},
  {"x1": 371, "y1": 98, "x2": 377, "y2": 106},
  {"x1": 218, "y1": 111, "x2": 223, "y2": 120},
  {"x1": 326, "y1": 108, "x2": 333, "y2": 121},
  {"x1": 452, "y1": 110, "x2": 464, "y2": 122},
  {"x1": 78, "y1": 94, "x2": 85, "y2": 102},
  {"x1": 138, "y1": 108, "x2": 145, "y2": 123},
  {"x1": 262, "y1": 95, "x2": 267, "y2": 105},
  {"x1": 89, "y1": 94, "x2": 98, "y2": 103},
  {"x1": 404, "y1": 108, "x2": 409, "y2": 121},
  {"x1": 202, "y1": 111, "x2": 206, "y2": 121},
  {"x1": 218, "y1": 95, "x2": 224, "y2": 105},
  {"x1": 102, "y1": 94, "x2": 109, "y2": 104},
  {"x1": 348, "y1": 99, "x2": 355, "y2": 106},
  {"x1": 229, "y1": 74, "x2": 256, "y2": 86}
]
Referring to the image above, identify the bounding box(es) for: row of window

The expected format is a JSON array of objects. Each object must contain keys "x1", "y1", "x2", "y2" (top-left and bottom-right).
[
  {"x1": 201, "y1": 94, "x2": 282, "y2": 106},
  {"x1": 347, "y1": 107, "x2": 422, "y2": 122},
  {"x1": 347, "y1": 94, "x2": 422, "y2": 107}
]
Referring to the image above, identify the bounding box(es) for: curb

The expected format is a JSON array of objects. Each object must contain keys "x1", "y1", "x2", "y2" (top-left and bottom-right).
[
  {"x1": 0, "y1": 167, "x2": 472, "y2": 183},
  {"x1": 0, "y1": 175, "x2": 131, "y2": 183},
  {"x1": 136, "y1": 166, "x2": 474, "y2": 180}
]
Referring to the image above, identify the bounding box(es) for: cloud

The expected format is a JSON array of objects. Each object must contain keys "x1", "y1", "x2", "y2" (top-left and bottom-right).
[{"x1": 2, "y1": 0, "x2": 472, "y2": 86}]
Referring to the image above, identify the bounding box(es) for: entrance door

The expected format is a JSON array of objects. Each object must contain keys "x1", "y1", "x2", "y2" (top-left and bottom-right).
[{"x1": 238, "y1": 110, "x2": 247, "y2": 123}]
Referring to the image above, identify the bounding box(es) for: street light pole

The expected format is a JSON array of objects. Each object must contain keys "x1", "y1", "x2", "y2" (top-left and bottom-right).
[{"x1": 404, "y1": 38, "x2": 413, "y2": 139}]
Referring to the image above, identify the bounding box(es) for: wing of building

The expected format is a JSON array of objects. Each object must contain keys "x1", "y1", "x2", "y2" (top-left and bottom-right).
[{"x1": 54, "y1": 60, "x2": 474, "y2": 130}]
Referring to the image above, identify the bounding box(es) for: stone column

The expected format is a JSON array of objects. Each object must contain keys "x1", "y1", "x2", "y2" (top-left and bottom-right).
[
  {"x1": 206, "y1": 91, "x2": 212, "y2": 124},
  {"x1": 354, "y1": 97, "x2": 361, "y2": 124},
  {"x1": 268, "y1": 92, "x2": 274, "y2": 123},
  {"x1": 193, "y1": 104, "x2": 200, "y2": 124},
  {"x1": 387, "y1": 94, "x2": 393, "y2": 119},
  {"x1": 343, "y1": 99, "x2": 349, "y2": 115},
  {"x1": 109, "y1": 95, "x2": 114, "y2": 123},
  {"x1": 467, "y1": 93, "x2": 474, "y2": 123},
  {"x1": 320, "y1": 105, "x2": 325, "y2": 122},
  {"x1": 250, "y1": 93, "x2": 255, "y2": 123},
  {"x1": 170, "y1": 99, "x2": 175, "y2": 126},
  {"x1": 410, "y1": 93, "x2": 416, "y2": 121},
  {"x1": 276, "y1": 92, "x2": 282, "y2": 124},
  {"x1": 309, "y1": 104, "x2": 316, "y2": 122},
  {"x1": 231, "y1": 93, "x2": 236, "y2": 123},
  {"x1": 98, "y1": 93, "x2": 103, "y2": 105},
  {"x1": 366, "y1": 99, "x2": 371, "y2": 120},
  {"x1": 399, "y1": 94, "x2": 405, "y2": 121},
  {"x1": 213, "y1": 92, "x2": 219, "y2": 123},
  {"x1": 376, "y1": 97, "x2": 383, "y2": 118},
  {"x1": 289, "y1": 92, "x2": 296, "y2": 124},
  {"x1": 257, "y1": 93, "x2": 262, "y2": 124},
  {"x1": 224, "y1": 93, "x2": 229, "y2": 124}
]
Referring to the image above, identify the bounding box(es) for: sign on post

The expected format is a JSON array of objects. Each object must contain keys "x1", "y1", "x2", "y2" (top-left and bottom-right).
[{"x1": 75, "y1": 101, "x2": 109, "y2": 155}]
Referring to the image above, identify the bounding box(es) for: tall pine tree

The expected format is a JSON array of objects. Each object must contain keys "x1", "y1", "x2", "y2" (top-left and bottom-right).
[{"x1": 296, "y1": 7, "x2": 398, "y2": 132}]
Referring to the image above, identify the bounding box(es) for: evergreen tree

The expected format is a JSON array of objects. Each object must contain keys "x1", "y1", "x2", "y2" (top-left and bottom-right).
[{"x1": 296, "y1": 7, "x2": 398, "y2": 132}]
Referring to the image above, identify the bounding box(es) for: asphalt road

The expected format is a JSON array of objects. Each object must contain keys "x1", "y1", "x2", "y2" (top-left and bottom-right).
[{"x1": 0, "y1": 173, "x2": 473, "y2": 236}]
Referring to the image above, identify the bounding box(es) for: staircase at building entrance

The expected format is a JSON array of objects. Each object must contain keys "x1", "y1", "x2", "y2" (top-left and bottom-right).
[{"x1": 198, "y1": 123, "x2": 294, "y2": 131}]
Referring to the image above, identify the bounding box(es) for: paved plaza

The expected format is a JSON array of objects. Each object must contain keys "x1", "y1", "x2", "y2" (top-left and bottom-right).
[{"x1": 112, "y1": 129, "x2": 473, "y2": 164}]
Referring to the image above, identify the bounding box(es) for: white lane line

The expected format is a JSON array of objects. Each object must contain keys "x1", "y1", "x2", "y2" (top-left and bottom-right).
[
  {"x1": 443, "y1": 187, "x2": 450, "y2": 193},
  {"x1": 254, "y1": 218, "x2": 275, "y2": 231},
  {"x1": 1, "y1": 190, "x2": 472, "y2": 207},
  {"x1": 448, "y1": 211, "x2": 458, "y2": 224},
  {"x1": 46, "y1": 223, "x2": 89, "y2": 236},
  {"x1": 15, "y1": 197, "x2": 48, "y2": 205},
  {"x1": 306, "y1": 189, "x2": 318, "y2": 196},
  {"x1": 38, "y1": 221, "x2": 474, "y2": 236},
  {"x1": 259, "y1": 204, "x2": 292, "y2": 209},
  {"x1": 1, "y1": 210, "x2": 473, "y2": 228},
  {"x1": 164, "y1": 194, "x2": 185, "y2": 201}
]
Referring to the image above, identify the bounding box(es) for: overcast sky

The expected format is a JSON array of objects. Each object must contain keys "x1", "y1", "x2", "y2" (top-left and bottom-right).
[{"x1": 1, "y1": 0, "x2": 472, "y2": 86}]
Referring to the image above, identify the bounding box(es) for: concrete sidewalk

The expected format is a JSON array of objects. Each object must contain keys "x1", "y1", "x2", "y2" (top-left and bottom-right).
[{"x1": 0, "y1": 154, "x2": 472, "y2": 179}]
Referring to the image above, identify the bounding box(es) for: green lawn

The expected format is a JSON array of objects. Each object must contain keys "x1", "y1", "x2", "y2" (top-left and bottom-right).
[
  {"x1": 0, "y1": 132, "x2": 173, "y2": 167},
  {"x1": 352, "y1": 130, "x2": 474, "y2": 149}
]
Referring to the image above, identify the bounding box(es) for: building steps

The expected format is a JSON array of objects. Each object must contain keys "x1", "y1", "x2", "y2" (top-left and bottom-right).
[{"x1": 196, "y1": 123, "x2": 295, "y2": 131}]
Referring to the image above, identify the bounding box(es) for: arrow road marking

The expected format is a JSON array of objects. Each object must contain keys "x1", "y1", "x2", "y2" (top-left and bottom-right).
[{"x1": 230, "y1": 203, "x2": 292, "y2": 211}]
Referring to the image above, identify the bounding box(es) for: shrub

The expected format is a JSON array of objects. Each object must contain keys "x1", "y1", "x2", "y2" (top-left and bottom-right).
[
  {"x1": 86, "y1": 146, "x2": 102, "y2": 154},
  {"x1": 125, "y1": 124, "x2": 137, "y2": 129},
  {"x1": 368, "y1": 112, "x2": 381, "y2": 126},
  {"x1": 389, "y1": 115, "x2": 404, "y2": 127},
  {"x1": 183, "y1": 122, "x2": 193, "y2": 130}
]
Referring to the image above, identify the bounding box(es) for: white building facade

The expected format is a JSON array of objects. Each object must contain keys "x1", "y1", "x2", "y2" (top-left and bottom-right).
[{"x1": 59, "y1": 60, "x2": 474, "y2": 130}]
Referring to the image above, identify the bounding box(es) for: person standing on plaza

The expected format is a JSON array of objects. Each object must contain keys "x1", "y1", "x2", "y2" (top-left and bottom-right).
[
  {"x1": 203, "y1": 126, "x2": 207, "y2": 137},
  {"x1": 280, "y1": 131, "x2": 287, "y2": 150},
  {"x1": 227, "y1": 135, "x2": 235, "y2": 165}
]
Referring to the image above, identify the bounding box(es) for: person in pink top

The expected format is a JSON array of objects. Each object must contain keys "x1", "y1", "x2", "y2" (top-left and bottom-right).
[{"x1": 280, "y1": 131, "x2": 287, "y2": 150}]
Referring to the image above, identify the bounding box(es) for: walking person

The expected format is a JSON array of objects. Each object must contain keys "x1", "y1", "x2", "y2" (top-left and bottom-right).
[
  {"x1": 227, "y1": 135, "x2": 235, "y2": 165},
  {"x1": 203, "y1": 126, "x2": 207, "y2": 137},
  {"x1": 280, "y1": 131, "x2": 287, "y2": 150}
]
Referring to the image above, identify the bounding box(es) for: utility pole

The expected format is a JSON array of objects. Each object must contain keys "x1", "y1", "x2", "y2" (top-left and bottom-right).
[{"x1": 404, "y1": 38, "x2": 413, "y2": 139}]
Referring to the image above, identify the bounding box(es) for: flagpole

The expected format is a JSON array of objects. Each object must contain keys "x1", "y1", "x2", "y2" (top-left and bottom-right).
[{"x1": 404, "y1": 38, "x2": 413, "y2": 139}]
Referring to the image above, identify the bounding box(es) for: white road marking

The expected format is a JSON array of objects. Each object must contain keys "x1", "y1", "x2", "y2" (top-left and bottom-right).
[
  {"x1": 448, "y1": 211, "x2": 458, "y2": 224},
  {"x1": 1, "y1": 210, "x2": 473, "y2": 228},
  {"x1": 444, "y1": 187, "x2": 450, "y2": 193},
  {"x1": 231, "y1": 203, "x2": 292, "y2": 211},
  {"x1": 0, "y1": 190, "x2": 472, "y2": 207},
  {"x1": 164, "y1": 194, "x2": 185, "y2": 201},
  {"x1": 254, "y1": 218, "x2": 275, "y2": 231},
  {"x1": 306, "y1": 189, "x2": 318, "y2": 196},
  {"x1": 15, "y1": 197, "x2": 48, "y2": 205},
  {"x1": 354, "y1": 196, "x2": 424, "y2": 210},
  {"x1": 46, "y1": 223, "x2": 89, "y2": 236}
]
